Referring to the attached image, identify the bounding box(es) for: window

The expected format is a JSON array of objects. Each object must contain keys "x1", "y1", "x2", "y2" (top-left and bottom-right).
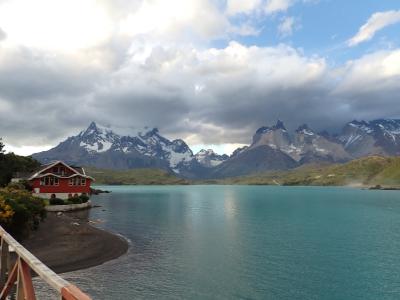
[
  {"x1": 41, "y1": 176, "x2": 58, "y2": 186},
  {"x1": 69, "y1": 177, "x2": 82, "y2": 186},
  {"x1": 81, "y1": 178, "x2": 86, "y2": 186}
]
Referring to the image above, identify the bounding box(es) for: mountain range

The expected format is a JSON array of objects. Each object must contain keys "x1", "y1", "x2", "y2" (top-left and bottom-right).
[{"x1": 32, "y1": 119, "x2": 400, "y2": 179}]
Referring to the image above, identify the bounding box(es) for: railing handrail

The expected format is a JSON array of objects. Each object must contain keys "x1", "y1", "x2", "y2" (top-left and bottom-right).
[{"x1": 0, "y1": 225, "x2": 92, "y2": 299}]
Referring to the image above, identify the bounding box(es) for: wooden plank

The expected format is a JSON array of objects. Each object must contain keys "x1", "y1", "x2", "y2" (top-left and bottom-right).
[
  {"x1": 0, "y1": 227, "x2": 68, "y2": 291},
  {"x1": 0, "y1": 239, "x2": 8, "y2": 288},
  {"x1": 0, "y1": 227, "x2": 91, "y2": 299},
  {"x1": 0, "y1": 261, "x2": 18, "y2": 300},
  {"x1": 19, "y1": 259, "x2": 36, "y2": 300},
  {"x1": 16, "y1": 266, "x2": 23, "y2": 300},
  {"x1": 61, "y1": 285, "x2": 92, "y2": 300}
]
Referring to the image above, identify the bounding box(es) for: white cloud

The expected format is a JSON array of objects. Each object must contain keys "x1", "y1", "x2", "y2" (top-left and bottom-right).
[
  {"x1": 226, "y1": 0, "x2": 262, "y2": 15},
  {"x1": 348, "y1": 10, "x2": 400, "y2": 47},
  {"x1": 230, "y1": 23, "x2": 261, "y2": 36},
  {"x1": 120, "y1": 0, "x2": 230, "y2": 42},
  {"x1": 265, "y1": 0, "x2": 292, "y2": 14},
  {"x1": 5, "y1": 144, "x2": 52, "y2": 156},
  {"x1": 0, "y1": 28, "x2": 6, "y2": 41},
  {"x1": 335, "y1": 49, "x2": 400, "y2": 93},
  {"x1": 0, "y1": 0, "x2": 113, "y2": 51},
  {"x1": 278, "y1": 16, "x2": 296, "y2": 37}
]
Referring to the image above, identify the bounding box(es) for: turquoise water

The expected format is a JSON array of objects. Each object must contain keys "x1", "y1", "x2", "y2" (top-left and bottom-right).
[{"x1": 58, "y1": 186, "x2": 400, "y2": 299}]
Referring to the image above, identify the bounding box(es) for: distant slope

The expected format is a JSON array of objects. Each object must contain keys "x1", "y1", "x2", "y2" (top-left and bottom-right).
[
  {"x1": 211, "y1": 145, "x2": 298, "y2": 178},
  {"x1": 215, "y1": 156, "x2": 400, "y2": 187},
  {"x1": 86, "y1": 167, "x2": 189, "y2": 185},
  {"x1": 33, "y1": 118, "x2": 400, "y2": 179}
]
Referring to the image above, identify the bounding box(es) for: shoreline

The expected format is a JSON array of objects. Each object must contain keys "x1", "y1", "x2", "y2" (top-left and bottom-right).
[{"x1": 22, "y1": 210, "x2": 129, "y2": 274}]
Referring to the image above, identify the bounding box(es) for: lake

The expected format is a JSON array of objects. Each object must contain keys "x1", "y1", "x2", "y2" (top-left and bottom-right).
[{"x1": 39, "y1": 186, "x2": 400, "y2": 299}]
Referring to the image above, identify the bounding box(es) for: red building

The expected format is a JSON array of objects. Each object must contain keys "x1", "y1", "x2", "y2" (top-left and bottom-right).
[{"x1": 29, "y1": 161, "x2": 94, "y2": 200}]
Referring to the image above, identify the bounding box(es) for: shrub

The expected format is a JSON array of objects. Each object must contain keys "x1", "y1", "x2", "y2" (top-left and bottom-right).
[
  {"x1": 0, "y1": 195, "x2": 14, "y2": 224},
  {"x1": 7, "y1": 182, "x2": 26, "y2": 190},
  {"x1": 0, "y1": 187, "x2": 46, "y2": 239},
  {"x1": 49, "y1": 198, "x2": 65, "y2": 205},
  {"x1": 70, "y1": 197, "x2": 82, "y2": 204},
  {"x1": 79, "y1": 194, "x2": 90, "y2": 203}
]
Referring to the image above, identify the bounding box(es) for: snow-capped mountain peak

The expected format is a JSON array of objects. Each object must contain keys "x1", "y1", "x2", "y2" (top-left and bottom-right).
[
  {"x1": 339, "y1": 119, "x2": 400, "y2": 157},
  {"x1": 78, "y1": 122, "x2": 118, "y2": 153},
  {"x1": 35, "y1": 122, "x2": 197, "y2": 175},
  {"x1": 194, "y1": 149, "x2": 228, "y2": 167}
]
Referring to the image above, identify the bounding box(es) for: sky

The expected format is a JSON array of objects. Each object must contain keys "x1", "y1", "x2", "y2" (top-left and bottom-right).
[{"x1": 0, "y1": 0, "x2": 399, "y2": 155}]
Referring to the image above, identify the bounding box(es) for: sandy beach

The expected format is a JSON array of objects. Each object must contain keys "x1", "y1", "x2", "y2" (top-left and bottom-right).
[{"x1": 22, "y1": 209, "x2": 129, "y2": 274}]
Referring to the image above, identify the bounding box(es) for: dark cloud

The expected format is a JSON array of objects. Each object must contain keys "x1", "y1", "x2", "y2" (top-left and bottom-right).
[{"x1": 0, "y1": 40, "x2": 399, "y2": 151}]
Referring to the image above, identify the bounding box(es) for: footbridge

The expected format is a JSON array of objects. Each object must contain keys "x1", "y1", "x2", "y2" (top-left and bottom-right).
[{"x1": 0, "y1": 226, "x2": 91, "y2": 300}]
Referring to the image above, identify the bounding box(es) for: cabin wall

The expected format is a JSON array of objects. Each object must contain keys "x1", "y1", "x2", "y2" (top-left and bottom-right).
[{"x1": 31, "y1": 178, "x2": 92, "y2": 196}]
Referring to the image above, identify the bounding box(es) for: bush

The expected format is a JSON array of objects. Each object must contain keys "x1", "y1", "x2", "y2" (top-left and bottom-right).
[
  {"x1": 7, "y1": 182, "x2": 26, "y2": 190},
  {"x1": 79, "y1": 194, "x2": 90, "y2": 203},
  {"x1": 49, "y1": 198, "x2": 65, "y2": 205},
  {"x1": 69, "y1": 197, "x2": 82, "y2": 204},
  {"x1": 0, "y1": 187, "x2": 46, "y2": 239}
]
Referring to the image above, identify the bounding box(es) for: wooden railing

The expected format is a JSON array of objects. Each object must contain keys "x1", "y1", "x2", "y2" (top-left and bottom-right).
[{"x1": 0, "y1": 226, "x2": 92, "y2": 300}]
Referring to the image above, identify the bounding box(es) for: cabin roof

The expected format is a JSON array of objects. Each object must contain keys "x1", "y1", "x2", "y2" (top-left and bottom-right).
[{"x1": 28, "y1": 161, "x2": 93, "y2": 181}]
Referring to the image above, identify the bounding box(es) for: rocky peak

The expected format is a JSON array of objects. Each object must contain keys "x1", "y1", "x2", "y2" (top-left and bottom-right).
[
  {"x1": 296, "y1": 124, "x2": 315, "y2": 136},
  {"x1": 252, "y1": 120, "x2": 291, "y2": 149},
  {"x1": 255, "y1": 120, "x2": 287, "y2": 135},
  {"x1": 230, "y1": 146, "x2": 249, "y2": 158},
  {"x1": 273, "y1": 120, "x2": 286, "y2": 131},
  {"x1": 139, "y1": 127, "x2": 159, "y2": 137}
]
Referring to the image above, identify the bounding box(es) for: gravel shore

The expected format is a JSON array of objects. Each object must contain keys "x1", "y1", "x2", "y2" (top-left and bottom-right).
[{"x1": 22, "y1": 210, "x2": 129, "y2": 274}]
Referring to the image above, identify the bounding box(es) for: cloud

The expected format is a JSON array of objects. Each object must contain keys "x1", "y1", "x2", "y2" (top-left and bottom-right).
[
  {"x1": 0, "y1": 0, "x2": 399, "y2": 154},
  {"x1": 265, "y1": 0, "x2": 293, "y2": 14},
  {"x1": 278, "y1": 16, "x2": 296, "y2": 37},
  {"x1": 348, "y1": 10, "x2": 400, "y2": 47},
  {"x1": 334, "y1": 50, "x2": 400, "y2": 96},
  {"x1": 0, "y1": 0, "x2": 113, "y2": 51},
  {"x1": 0, "y1": 27, "x2": 6, "y2": 41},
  {"x1": 120, "y1": 0, "x2": 230, "y2": 41},
  {"x1": 226, "y1": 0, "x2": 262, "y2": 15}
]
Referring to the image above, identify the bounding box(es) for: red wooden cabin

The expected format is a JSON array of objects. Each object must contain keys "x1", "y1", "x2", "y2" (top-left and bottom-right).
[{"x1": 29, "y1": 161, "x2": 94, "y2": 200}]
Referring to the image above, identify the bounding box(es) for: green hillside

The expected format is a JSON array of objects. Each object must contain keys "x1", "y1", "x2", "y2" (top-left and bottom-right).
[
  {"x1": 86, "y1": 167, "x2": 189, "y2": 185},
  {"x1": 214, "y1": 156, "x2": 400, "y2": 187},
  {"x1": 85, "y1": 156, "x2": 400, "y2": 187}
]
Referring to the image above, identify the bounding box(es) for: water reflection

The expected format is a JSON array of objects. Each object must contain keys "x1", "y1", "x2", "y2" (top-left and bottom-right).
[{"x1": 35, "y1": 186, "x2": 400, "y2": 299}]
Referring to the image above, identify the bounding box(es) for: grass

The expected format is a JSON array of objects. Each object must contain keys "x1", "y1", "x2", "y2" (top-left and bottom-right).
[
  {"x1": 85, "y1": 156, "x2": 400, "y2": 187},
  {"x1": 85, "y1": 167, "x2": 189, "y2": 185},
  {"x1": 212, "y1": 156, "x2": 400, "y2": 187}
]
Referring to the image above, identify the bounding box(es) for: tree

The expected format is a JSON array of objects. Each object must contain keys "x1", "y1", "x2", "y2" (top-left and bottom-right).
[
  {"x1": 0, "y1": 138, "x2": 4, "y2": 154},
  {"x1": 0, "y1": 139, "x2": 41, "y2": 186}
]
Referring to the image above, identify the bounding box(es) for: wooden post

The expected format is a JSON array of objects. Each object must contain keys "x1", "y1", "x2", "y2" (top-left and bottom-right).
[
  {"x1": 16, "y1": 262, "x2": 23, "y2": 300},
  {"x1": 0, "y1": 262, "x2": 18, "y2": 300},
  {"x1": 19, "y1": 259, "x2": 36, "y2": 300},
  {"x1": 0, "y1": 239, "x2": 9, "y2": 288}
]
